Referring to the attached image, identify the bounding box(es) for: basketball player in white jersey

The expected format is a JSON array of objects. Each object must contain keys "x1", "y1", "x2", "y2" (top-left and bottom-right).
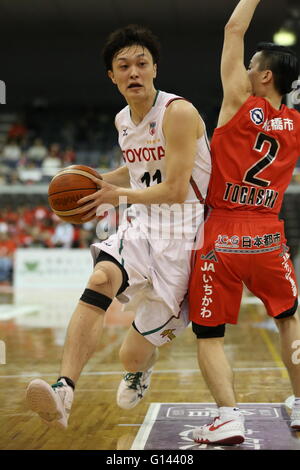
[{"x1": 26, "y1": 24, "x2": 211, "y2": 427}]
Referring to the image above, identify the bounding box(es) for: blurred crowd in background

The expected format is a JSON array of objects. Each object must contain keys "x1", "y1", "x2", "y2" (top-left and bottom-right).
[
  {"x1": 0, "y1": 108, "x2": 124, "y2": 284},
  {"x1": 0, "y1": 203, "x2": 119, "y2": 284},
  {"x1": 0, "y1": 107, "x2": 299, "y2": 285},
  {"x1": 0, "y1": 108, "x2": 123, "y2": 185}
]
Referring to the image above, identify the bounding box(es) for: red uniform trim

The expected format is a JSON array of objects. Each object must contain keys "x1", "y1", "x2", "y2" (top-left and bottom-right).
[
  {"x1": 190, "y1": 176, "x2": 205, "y2": 204},
  {"x1": 165, "y1": 97, "x2": 189, "y2": 108}
]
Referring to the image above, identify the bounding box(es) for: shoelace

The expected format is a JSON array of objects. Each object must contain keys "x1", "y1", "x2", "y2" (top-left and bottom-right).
[
  {"x1": 51, "y1": 381, "x2": 65, "y2": 390},
  {"x1": 124, "y1": 372, "x2": 143, "y2": 390}
]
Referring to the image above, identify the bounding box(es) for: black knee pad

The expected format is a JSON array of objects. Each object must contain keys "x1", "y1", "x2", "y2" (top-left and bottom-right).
[
  {"x1": 80, "y1": 288, "x2": 112, "y2": 311},
  {"x1": 96, "y1": 250, "x2": 129, "y2": 295},
  {"x1": 275, "y1": 298, "x2": 298, "y2": 320},
  {"x1": 192, "y1": 322, "x2": 226, "y2": 339}
]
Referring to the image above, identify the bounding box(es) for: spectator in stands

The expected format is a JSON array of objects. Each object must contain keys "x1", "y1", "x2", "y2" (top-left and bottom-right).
[
  {"x1": 26, "y1": 138, "x2": 48, "y2": 167},
  {"x1": 52, "y1": 222, "x2": 75, "y2": 248},
  {"x1": 78, "y1": 222, "x2": 97, "y2": 248},
  {"x1": 8, "y1": 118, "x2": 28, "y2": 143},
  {"x1": 1, "y1": 138, "x2": 22, "y2": 169},
  {"x1": 62, "y1": 147, "x2": 76, "y2": 165},
  {"x1": 41, "y1": 144, "x2": 62, "y2": 179},
  {"x1": 0, "y1": 232, "x2": 16, "y2": 283},
  {"x1": 61, "y1": 121, "x2": 76, "y2": 147}
]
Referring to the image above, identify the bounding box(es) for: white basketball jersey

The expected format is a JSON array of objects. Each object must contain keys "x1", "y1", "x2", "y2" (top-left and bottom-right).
[{"x1": 115, "y1": 90, "x2": 211, "y2": 239}]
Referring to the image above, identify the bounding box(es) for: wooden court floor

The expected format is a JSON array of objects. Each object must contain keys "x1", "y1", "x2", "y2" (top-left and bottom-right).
[{"x1": 0, "y1": 296, "x2": 298, "y2": 450}]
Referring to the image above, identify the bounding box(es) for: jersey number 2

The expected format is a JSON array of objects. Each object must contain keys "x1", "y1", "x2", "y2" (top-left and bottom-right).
[
  {"x1": 141, "y1": 169, "x2": 162, "y2": 187},
  {"x1": 243, "y1": 133, "x2": 279, "y2": 188}
]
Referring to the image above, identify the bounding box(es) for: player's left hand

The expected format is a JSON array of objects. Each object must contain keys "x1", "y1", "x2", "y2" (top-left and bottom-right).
[{"x1": 76, "y1": 176, "x2": 121, "y2": 220}]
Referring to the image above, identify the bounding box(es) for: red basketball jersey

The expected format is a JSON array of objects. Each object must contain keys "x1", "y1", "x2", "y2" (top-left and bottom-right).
[{"x1": 207, "y1": 96, "x2": 300, "y2": 215}]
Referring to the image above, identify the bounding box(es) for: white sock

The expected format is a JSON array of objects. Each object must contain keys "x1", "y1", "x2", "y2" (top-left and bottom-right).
[
  {"x1": 218, "y1": 406, "x2": 243, "y2": 421},
  {"x1": 294, "y1": 397, "x2": 300, "y2": 407}
]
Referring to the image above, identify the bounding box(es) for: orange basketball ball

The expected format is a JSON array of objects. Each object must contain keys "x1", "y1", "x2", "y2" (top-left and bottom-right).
[{"x1": 48, "y1": 165, "x2": 102, "y2": 224}]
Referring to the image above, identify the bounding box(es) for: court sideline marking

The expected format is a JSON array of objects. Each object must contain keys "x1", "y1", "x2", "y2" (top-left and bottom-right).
[{"x1": 0, "y1": 367, "x2": 286, "y2": 379}]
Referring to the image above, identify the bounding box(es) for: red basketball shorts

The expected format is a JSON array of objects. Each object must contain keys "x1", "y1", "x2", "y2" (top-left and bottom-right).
[{"x1": 189, "y1": 210, "x2": 298, "y2": 326}]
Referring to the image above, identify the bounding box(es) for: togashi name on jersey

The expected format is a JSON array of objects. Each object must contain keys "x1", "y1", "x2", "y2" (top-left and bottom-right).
[{"x1": 223, "y1": 182, "x2": 278, "y2": 209}]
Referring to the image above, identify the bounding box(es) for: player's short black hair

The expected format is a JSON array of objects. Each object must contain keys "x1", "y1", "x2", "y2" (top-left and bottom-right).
[
  {"x1": 102, "y1": 24, "x2": 160, "y2": 71},
  {"x1": 255, "y1": 42, "x2": 299, "y2": 95}
]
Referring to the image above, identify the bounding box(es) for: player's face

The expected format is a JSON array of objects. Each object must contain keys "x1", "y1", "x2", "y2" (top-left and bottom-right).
[
  {"x1": 247, "y1": 52, "x2": 273, "y2": 96},
  {"x1": 247, "y1": 52, "x2": 262, "y2": 94},
  {"x1": 108, "y1": 45, "x2": 157, "y2": 102}
]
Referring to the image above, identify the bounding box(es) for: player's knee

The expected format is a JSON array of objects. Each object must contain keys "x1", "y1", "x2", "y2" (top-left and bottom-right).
[
  {"x1": 192, "y1": 322, "x2": 226, "y2": 339},
  {"x1": 88, "y1": 268, "x2": 110, "y2": 292},
  {"x1": 79, "y1": 287, "x2": 112, "y2": 313},
  {"x1": 79, "y1": 265, "x2": 117, "y2": 313},
  {"x1": 87, "y1": 259, "x2": 125, "y2": 299},
  {"x1": 274, "y1": 298, "x2": 298, "y2": 322}
]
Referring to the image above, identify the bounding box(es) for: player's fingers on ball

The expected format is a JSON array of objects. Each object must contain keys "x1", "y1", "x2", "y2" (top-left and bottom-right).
[
  {"x1": 77, "y1": 194, "x2": 95, "y2": 205},
  {"x1": 89, "y1": 175, "x2": 103, "y2": 187},
  {"x1": 76, "y1": 202, "x2": 97, "y2": 213},
  {"x1": 77, "y1": 197, "x2": 88, "y2": 205}
]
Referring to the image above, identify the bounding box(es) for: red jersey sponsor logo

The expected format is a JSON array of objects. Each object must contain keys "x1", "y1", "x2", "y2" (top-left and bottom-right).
[
  {"x1": 250, "y1": 108, "x2": 264, "y2": 125},
  {"x1": 263, "y1": 118, "x2": 294, "y2": 132}
]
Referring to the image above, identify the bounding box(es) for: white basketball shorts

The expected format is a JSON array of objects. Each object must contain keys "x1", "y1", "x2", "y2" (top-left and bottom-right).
[{"x1": 91, "y1": 214, "x2": 193, "y2": 346}]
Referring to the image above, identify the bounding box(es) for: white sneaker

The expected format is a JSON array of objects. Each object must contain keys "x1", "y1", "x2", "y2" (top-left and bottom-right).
[
  {"x1": 285, "y1": 395, "x2": 300, "y2": 430},
  {"x1": 117, "y1": 368, "x2": 153, "y2": 409},
  {"x1": 291, "y1": 405, "x2": 300, "y2": 430},
  {"x1": 285, "y1": 395, "x2": 294, "y2": 410},
  {"x1": 26, "y1": 378, "x2": 74, "y2": 429},
  {"x1": 193, "y1": 417, "x2": 245, "y2": 446}
]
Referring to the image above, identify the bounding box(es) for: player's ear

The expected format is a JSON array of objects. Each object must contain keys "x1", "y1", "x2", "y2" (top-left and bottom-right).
[
  {"x1": 261, "y1": 69, "x2": 273, "y2": 86},
  {"x1": 153, "y1": 64, "x2": 157, "y2": 79},
  {"x1": 108, "y1": 70, "x2": 117, "y2": 85}
]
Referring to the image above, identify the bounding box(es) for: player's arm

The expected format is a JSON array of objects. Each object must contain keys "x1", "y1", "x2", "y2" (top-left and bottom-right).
[
  {"x1": 101, "y1": 165, "x2": 130, "y2": 188},
  {"x1": 117, "y1": 100, "x2": 201, "y2": 205},
  {"x1": 76, "y1": 101, "x2": 201, "y2": 216},
  {"x1": 101, "y1": 116, "x2": 131, "y2": 188},
  {"x1": 218, "y1": 0, "x2": 261, "y2": 127}
]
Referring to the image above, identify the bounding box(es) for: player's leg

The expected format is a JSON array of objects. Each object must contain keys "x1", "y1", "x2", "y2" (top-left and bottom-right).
[
  {"x1": 191, "y1": 323, "x2": 245, "y2": 445},
  {"x1": 117, "y1": 325, "x2": 158, "y2": 409},
  {"x1": 193, "y1": 325, "x2": 236, "y2": 407},
  {"x1": 59, "y1": 259, "x2": 124, "y2": 382},
  {"x1": 245, "y1": 238, "x2": 300, "y2": 429},
  {"x1": 26, "y1": 253, "x2": 127, "y2": 428},
  {"x1": 116, "y1": 237, "x2": 192, "y2": 409},
  {"x1": 119, "y1": 324, "x2": 158, "y2": 372},
  {"x1": 189, "y1": 221, "x2": 246, "y2": 445},
  {"x1": 274, "y1": 305, "x2": 300, "y2": 395},
  {"x1": 275, "y1": 306, "x2": 300, "y2": 429}
]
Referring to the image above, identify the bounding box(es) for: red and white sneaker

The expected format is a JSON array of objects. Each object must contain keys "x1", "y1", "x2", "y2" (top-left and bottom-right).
[
  {"x1": 193, "y1": 416, "x2": 245, "y2": 446},
  {"x1": 285, "y1": 395, "x2": 300, "y2": 430},
  {"x1": 291, "y1": 406, "x2": 300, "y2": 430}
]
